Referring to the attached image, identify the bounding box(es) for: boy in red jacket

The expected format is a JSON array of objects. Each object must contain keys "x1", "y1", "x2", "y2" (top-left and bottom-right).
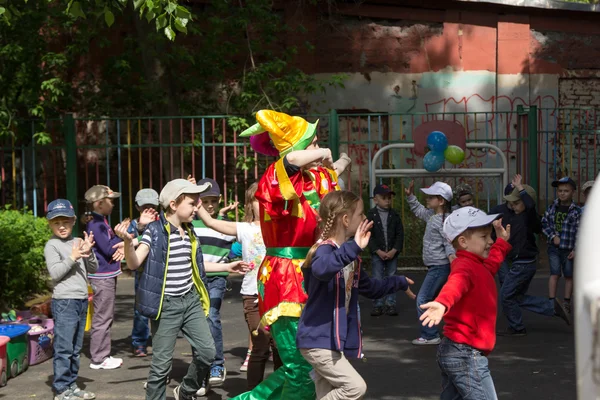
[{"x1": 420, "y1": 206, "x2": 512, "y2": 400}]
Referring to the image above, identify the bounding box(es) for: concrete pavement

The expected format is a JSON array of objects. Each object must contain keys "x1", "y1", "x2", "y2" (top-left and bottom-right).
[{"x1": 0, "y1": 270, "x2": 575, "y2": 399}]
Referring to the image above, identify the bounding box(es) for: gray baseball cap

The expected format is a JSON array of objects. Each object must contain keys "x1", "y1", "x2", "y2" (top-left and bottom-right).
[
  {"x1": 159, "y1": 179, "x2": 211, "y2": 209},
  {"x1": 135, "y1": 188, "x2": 159, "y2": 207}
]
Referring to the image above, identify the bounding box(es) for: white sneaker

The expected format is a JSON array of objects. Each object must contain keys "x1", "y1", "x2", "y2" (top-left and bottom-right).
[
  {"x1": 412, "y1": 337, "x2": 441, "y2": 346},
  {"x1": 90, "y1": 356, "x2": 123, "y2": 370}
]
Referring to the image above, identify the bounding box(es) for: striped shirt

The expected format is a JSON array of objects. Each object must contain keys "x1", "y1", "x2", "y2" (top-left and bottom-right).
[
  {"x1": 192, "y1": 219, "x2": 236, "y2": 277},
  {"x1": 141, "y1": 225, "x2": 193, "y2": 296}
]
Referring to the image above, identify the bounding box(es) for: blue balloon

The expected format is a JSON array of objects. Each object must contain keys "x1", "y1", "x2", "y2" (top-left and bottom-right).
[
  {"x1": 423, "y1": 151, "x2": 445, "y2": 172},
  {"x1": 427, "y1": 131, "x2": 449, "y2": 153}
]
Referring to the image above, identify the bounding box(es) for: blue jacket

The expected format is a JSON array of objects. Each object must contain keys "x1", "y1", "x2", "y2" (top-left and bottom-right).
[
  {"x1": 297, "y1": 240, "x2": 408, "y2": 358},
  {"x1": 86, "y1": 212, "x2": 122, "y2": 278},
  {"x1": 136, "y1": 212, "x2": 210, "y2": 320}
]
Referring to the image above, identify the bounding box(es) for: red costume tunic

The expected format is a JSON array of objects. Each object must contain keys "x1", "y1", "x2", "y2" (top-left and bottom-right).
[{"x1": 255, "y1": 157, "x2": 339, "y2": 327}]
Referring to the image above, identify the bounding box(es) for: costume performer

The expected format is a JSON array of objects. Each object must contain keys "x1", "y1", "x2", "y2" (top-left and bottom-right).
[{"x1": 232, "y1": 110, "x2": 351, "y2": 400}]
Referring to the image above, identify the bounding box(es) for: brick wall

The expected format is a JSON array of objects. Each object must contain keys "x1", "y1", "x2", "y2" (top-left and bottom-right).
[{"x1": 559, "y1": 78, "x2": 600, "y2": 107}]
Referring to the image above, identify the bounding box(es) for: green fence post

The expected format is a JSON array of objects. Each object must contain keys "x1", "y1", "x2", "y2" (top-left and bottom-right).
[
  {"x1": 329, "y1": 109, "x2": 339, "y2": 161},
  {"x1": 527, "y1": 105, "x2": 539, "y2": 195},
  {"x1": 63, "y1": 113, "x2": 78, "y2": 233}
]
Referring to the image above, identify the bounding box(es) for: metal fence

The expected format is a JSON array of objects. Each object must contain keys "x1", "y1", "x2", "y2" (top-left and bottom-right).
[{"x1": 1, "y1": 107, "x2": 597, "y2": 265}]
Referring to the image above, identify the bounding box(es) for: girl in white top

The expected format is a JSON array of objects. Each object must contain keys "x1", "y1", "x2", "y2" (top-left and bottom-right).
[{"x1": 197, "y1": 182, "x2": 282, "y2": 390}]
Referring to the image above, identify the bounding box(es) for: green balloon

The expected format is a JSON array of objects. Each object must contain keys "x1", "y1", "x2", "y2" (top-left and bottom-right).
[{"x1": 444, "y1": 145, "x2": 465, "y2": 165}]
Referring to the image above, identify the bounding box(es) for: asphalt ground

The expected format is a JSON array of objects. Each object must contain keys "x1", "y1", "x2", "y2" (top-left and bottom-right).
[{"x1": 0, "y1": 268, "x2": 575, "y2": 400}]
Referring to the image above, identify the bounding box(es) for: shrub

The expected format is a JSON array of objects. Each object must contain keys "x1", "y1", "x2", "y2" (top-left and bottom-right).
[{"x1": 0, "y1": 208, "x2": 52, "y2": 308}]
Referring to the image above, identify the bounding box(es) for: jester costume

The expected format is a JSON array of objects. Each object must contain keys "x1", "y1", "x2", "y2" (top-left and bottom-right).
[{"x1": 232, "y1": 110, "x2": 341, "y2": 400}]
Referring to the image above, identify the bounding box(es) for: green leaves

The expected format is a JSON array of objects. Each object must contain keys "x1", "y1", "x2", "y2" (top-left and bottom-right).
[
  {"x1": 104, "y1": 8, "x2": 114, "y2": 27},
  {"x1": 164, "y1": 26, "x2": 175, "y2": 40},
  {"x1": 68, "y1": 1, "x2": 85, "y2": 19}
]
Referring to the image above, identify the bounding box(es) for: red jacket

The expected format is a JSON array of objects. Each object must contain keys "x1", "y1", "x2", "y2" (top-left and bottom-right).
[{"x1": 435, "y1": 239, "x2": 512, "y2": 354}]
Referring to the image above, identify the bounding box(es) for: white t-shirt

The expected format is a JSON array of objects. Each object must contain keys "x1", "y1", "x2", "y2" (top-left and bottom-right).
[{"x1": 237, "y1": 222, "x2": 266, "y2": 296}]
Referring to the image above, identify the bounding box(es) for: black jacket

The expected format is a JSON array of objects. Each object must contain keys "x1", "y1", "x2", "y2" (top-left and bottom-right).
[
  {"x1": 366, "y1": 207, "x2": 404, "y2": 254},
  {"x1": 489, "y1": 190, "x2": 541, "y2": 263}
]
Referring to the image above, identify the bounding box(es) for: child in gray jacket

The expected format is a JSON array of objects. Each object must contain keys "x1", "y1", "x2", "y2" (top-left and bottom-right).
[{"x1": 44, "y1": 199, "x2": 98, "y2": 400}]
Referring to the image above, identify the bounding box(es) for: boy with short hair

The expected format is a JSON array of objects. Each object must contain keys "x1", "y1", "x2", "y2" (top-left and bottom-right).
[
  {"x1": 492, "y1": 174, "x2": 570, "y2": 336},
  {"x1": 45, "y1": 199, "x2": 98, "y2": 400},
  {"x1": 420, "y1": 207, "x2": 511, "y2": 399},
  {"x1": 367, "y1": 184, "x2": 404, "y2": 316},
  {"x1": 191, "y1": 177, "x2": 237, "y2": 388},
  {"x1": 84, "y1": 185, "x2": 124, "y2": 370},
  {"x1": 541, "y1": 177, "x2": 582, "y2": 314},
  {"x1": 114, "y1": 179, "x2": 247, "y2": 400},
  {"x1": 128, "y1": 188, "x2": 160, "y2": 357},
  {"x1": 452, "y1": 183, "x2": 475, "y2": 210},
  {"x1": 582, "y1": 180, "x2": 595, "y2": 211}
]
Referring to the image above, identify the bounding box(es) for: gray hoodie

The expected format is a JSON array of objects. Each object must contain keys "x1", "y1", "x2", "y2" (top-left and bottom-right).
[{"x1": 407, "y1": 195, "x2": 455, "y2": 266}]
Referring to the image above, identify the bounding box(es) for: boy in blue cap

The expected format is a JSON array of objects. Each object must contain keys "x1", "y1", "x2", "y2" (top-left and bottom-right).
[
  {"x1": 44, "y1": 199, "x2": 98, "y2": 400},
  {"x1": 366, "y1": 184, "x2": 404, "y2": 316}
]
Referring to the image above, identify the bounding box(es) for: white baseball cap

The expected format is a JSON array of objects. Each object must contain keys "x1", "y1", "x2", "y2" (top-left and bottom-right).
[
  {"x1": 420, "y1": 182, "x2": 453, "y2": 202},
  {"x1": 159, "y1": 179, "x2": 211, "y2": 209},
  {"x1": 443, "y1": 206, "x2": 502, "y2": 243}
]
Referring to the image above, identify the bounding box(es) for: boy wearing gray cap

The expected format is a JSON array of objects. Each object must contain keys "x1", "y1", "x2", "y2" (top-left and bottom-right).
[
  {"x1": 114, "y1": 179, "x2": 248, "y2": 400},
  {"x1": 128, "y1": 188, "x2": 160, "y2": 357}
]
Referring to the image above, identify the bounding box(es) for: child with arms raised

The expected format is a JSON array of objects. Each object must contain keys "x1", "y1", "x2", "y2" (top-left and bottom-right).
[{"x1": 297, "y1": 190, "x2": 415, "y2": 400}]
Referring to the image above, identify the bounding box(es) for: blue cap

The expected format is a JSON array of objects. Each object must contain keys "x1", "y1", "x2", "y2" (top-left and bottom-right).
[
  {"x1": 552, "y1": 176, "x2": 576, "y2": 190},
  {"x1": 197, "y1": 178, "x2": 221, "y2": 198},
  {"x1": 373, "y1": 184, "x2": 395, "y2": 197},
  {"x1": 47, "y1": 199, "x2": 75, "y2": 220}
]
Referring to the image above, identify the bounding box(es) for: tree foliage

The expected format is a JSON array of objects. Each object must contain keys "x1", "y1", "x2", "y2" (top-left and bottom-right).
[{"x1": 0, "y1": 0, "x2": 345, "y2": 143}]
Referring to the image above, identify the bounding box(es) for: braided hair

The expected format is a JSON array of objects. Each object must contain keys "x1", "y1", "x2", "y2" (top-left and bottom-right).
[{"x1": 303, "y1": 190, "x2": 362, "y2": 269}]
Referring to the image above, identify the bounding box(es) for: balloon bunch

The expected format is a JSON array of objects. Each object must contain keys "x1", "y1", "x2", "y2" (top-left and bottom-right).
[{"x1": 423, "y1": 131, "x2": 465, "y2": 172}]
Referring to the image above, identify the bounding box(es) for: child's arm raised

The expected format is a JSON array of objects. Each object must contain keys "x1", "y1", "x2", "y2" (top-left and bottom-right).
[
  {"x1": 44, "y1": 239, "x2": 89, "y2": 282},
  {"x1": 196, "y1": 202, "x2": 237, "y2": 237},
  {"x1": 405, "y1": 181, "x2": 434, "y2": 221},
  {"x1": 114, "y1": 219, "x2": 150, "y2": 270},
  {"x1": 311, "y1": 219, "x2": 373, "y2": 282},
  {"x1": 483, "y1": 220, "x2": 512, "y2": 274}
]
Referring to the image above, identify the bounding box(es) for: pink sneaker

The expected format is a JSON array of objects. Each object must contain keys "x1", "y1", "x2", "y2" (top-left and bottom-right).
[
  {"x1": 90, "y1": 356, "x2": 123, "y2": 370},
  {"x1": 240, "y1": 350, "x2": 251, "y2": 372}
]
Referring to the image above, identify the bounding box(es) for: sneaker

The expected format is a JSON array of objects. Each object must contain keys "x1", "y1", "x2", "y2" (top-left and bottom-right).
[
  {"x1": 174, "y1": 385, "x2": 196, "y2": 400},
  {"x1": 385, "y1": 306, "x2": 398, "y2": 316},
  {"x1": 496, "y1": 327, "x2": 527, "y2": 337},
  {"x1": 370, "y1": 307, "x2": 384, "y2": 317},
  {"x1": 196, "y1": 381, "x2": 211, "y2": 396},
  {"x1": 69, "y1": 385, "x2": 96, "y2": 400},
  {"x1": 412, "y1": 337, "x2": 441, "y2": 345},
  {"x1": 554, "y1": 299, "x2": 571, "y2": 325},
  {"x1": 240, "y1": 350, "x2": 251, "y2": 372},
  {"x1": 564, "y1": 300, "x2": 572, "y2": 316},
  {"x1": 54, "y1": 389, "x2": 73, "y2": 400},
  {"x1": 133, "y1": 346, "x2": 148, "y2": 357},
  {"x1": 208, "y1": 365, "x2": 226, "y2": 387},
  {"x1": 89, "y1": 356, "x2": 123, "y2": 370}
]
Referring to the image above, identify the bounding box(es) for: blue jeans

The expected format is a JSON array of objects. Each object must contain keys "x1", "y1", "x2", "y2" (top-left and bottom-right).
[
  {"x1": 207, "y1": 276, "x2": 227, "y2": 367},
  {"x1": 52, "y1": 298, "x2": 88, "y2": 394},
  {"x1": 371, "y1": 254, "x2": 398, "y2": 307},
  {"x1": 498, "y1": 261, "x2": 554, "y2": 331},
  {"x1": 132, "y1": 270, "x2": 150, "y2": 348},
  {"x1": 416, "y1": 264, "x2": 450, "y2": 340},
  {"x1": 547, "y1": 246, "x2": 574, "y2": 278},
  {"x1": 437, "y1": 338, "x2": 498, "y2": 400}
]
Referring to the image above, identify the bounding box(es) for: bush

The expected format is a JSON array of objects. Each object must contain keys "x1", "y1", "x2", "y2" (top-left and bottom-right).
[{"x1": 0, "y1": 208, "x2": 52, "y2": 308}]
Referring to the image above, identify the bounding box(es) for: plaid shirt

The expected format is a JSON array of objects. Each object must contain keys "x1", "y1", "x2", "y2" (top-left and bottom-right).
[{"x1": 541, "y1": 200, "x2": 581, "y2": 250}]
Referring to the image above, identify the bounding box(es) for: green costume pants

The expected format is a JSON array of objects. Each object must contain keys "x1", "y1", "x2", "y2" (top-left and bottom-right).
[{"x1": 231, "y1": 316, "x2": 315, "y2": 400}]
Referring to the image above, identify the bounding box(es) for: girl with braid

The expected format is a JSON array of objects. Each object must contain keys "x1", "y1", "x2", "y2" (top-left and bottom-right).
[{"x1": 297, "y1": 191, "x2": 415, "y2": 400}]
